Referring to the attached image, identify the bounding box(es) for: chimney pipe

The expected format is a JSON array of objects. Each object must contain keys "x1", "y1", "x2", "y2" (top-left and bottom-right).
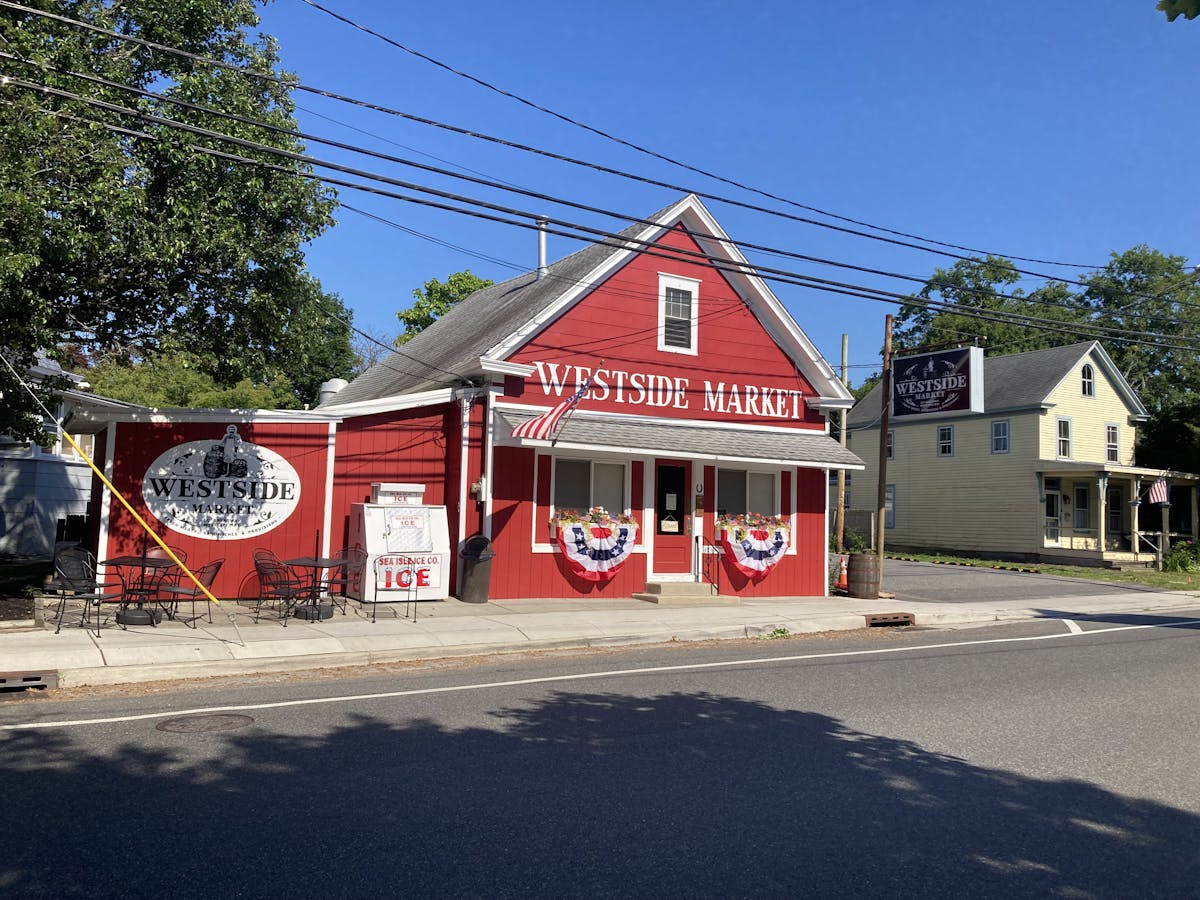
[{"x1": 536, "y1": 216, "x2": 548, "y2": 280}]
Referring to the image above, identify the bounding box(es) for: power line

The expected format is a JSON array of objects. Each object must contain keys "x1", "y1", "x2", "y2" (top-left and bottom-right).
[
  {"x1": 17, "y1": 89, "x2": 1200, "y2": 360},
  {"x1": 297, "y1": 0, "x2": 1101, "y2": 271},
  {"x1": 0, "y1": 0, "x2": 1110, "y2": 284},
  {"x1": 10, "y1": 60, "x2": 1200, "y2": 332}
]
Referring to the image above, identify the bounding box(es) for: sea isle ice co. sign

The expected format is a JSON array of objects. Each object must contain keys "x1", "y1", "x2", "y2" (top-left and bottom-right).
[{"x1": 142, "y1": 425, "x2": 301, "y2": 539}]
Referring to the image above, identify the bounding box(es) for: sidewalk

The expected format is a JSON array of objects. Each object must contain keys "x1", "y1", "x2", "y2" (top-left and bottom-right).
[{"x1": 5, "y1": 585, "x2": 1199, "y2": 687}]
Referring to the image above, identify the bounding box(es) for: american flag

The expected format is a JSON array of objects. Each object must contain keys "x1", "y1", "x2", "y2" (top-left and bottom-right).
[
  {"x1": 1147, "y1": 477, "x2": 1169, "y2": 505},
  {"x1": 511, "y1": 375, "x2": 593, "y2": 442}
]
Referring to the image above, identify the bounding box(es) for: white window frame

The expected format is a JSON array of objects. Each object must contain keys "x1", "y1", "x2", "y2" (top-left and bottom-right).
[
  {"x1": 991, "y1": 420, "x2": 1010, "y2": 454},
  {"x1": 1073, "y1": 484, "x2": 1091, "y2": 531},
  {"x1": 885, "y1": 430, "x2": 894, "y2": 460},
  {"x1": 1057, "y1": 417, "x2": 1072, "y2": 459},
  {"x1": 551, "y1": 457, "x2": 630, "y2": 518},
  {"x1": 885, "y1": 484, "x2": 895, "y2": 528},
  {"x1": 936, "y1": 425, "x2": 954, "y2": 457},
  {"x1": 1105, "y1": 423, "x2": 1119, "y2": 464},
  {"x1": 1081, "y1": 364, "x2": 1095, "y2": 398},
  {"x1": 715, "y1": 467, "x2": 778, "y2": 518},
  {"x1": 657, "y1": 273, "x2": 700, "y2": 356}
]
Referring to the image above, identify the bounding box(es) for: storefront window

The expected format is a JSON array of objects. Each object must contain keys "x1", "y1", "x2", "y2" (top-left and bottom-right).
[
  {"x1": 554, "y1": 458, "x2": 625, "y2": 513},
  {"x1": 716, "y1": 468, "x2": 776, "y2": 517}
]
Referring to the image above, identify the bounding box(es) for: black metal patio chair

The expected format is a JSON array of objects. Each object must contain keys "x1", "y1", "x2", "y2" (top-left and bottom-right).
[
  {"x1": 48, "y1": 546, "x2": 122, "y2": 637},
  {"x1": 158, "y1": 558, "x2": 224, "y2": 628}
]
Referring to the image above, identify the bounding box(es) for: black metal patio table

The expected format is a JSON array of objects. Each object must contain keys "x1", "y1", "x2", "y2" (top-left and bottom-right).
[
  {"x1": 282, "y1": 555, "x2": 342, "y2": 621},
  {"x1": 101, "y1": 555, "x2": 176, "y2": 625}
]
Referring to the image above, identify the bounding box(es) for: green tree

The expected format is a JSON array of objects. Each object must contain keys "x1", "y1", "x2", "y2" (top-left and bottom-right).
[
  {"x1": 895, "y1": 256, "x2": 1086, "y2": 356},
  {"x1": 1158, "y1": 0, "x2": 1200, "y2": 21},
  {"x1": 88, "y1": 343, "x2": 298, "y2": 409},
  {"x1": 396, "y1": 271, "x2": 494, "y2": 345},
  {"x1": 0, "y1": 0, "x2": 353, "y2": 433}
]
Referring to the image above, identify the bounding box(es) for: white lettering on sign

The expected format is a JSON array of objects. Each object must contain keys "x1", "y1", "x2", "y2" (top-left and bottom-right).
[
  {"x1": 142, "y1": 425, "x2": 301, "y2": 539},
  {"x1": 531, "y1": 362, "x2": 804, "y2": 420}
]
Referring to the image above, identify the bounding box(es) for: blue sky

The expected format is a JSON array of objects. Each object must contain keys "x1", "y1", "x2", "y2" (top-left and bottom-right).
[{"x1": 254, "y1": 1, "x2": 1199, "y2": 382}]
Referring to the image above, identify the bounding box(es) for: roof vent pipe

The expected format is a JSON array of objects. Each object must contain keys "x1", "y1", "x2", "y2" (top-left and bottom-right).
[
  {"x1": 536, "y1": 216, "x2": 548, "y2": 280},
  {"x1": 318, "y1": 377, "x2": 348, "y2": 406}
]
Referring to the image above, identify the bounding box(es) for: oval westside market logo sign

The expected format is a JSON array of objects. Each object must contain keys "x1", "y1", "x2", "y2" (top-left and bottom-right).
[{"x1": 142, "y1": 426, "x2": 301, "y2": 539}]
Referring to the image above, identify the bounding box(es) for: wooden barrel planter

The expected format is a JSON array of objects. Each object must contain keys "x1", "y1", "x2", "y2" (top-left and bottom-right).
[{"x1": 847, "y1": 553, "x2": 881, "y2": 599}]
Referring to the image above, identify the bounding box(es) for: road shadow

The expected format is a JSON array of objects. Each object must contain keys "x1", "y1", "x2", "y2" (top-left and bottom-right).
[
  {"x1": 2, "y1": 689, "x2": 1197, "y2": 898},
  {"x1": 1033, "y1": 608, "x2": 1200, "y2": 630}
]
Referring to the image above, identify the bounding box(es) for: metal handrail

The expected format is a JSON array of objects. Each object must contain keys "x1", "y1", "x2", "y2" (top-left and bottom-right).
[{"x1": 698, "y1": 535, "x2": 722, "y2": 597}]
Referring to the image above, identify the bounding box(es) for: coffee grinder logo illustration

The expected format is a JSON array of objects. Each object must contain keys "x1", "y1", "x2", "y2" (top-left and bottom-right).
[{"x1": 143, "y1": 425, "x2": 301, "y2": 539}]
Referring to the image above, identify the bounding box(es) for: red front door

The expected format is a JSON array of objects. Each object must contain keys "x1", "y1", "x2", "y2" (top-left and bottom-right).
[{"x1": 653, "y1": 460, "x2": 692, "y2": 574}]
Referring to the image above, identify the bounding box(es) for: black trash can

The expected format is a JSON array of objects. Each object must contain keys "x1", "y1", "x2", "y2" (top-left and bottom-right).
[{"x1": 459, "y1": 534, "x2": 496, "y2": 604}]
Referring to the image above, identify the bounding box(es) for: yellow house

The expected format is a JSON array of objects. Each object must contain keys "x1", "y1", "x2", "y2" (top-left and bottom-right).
[{"x1": 846, "y1": 341, "x2": 1199, "y2": 566}]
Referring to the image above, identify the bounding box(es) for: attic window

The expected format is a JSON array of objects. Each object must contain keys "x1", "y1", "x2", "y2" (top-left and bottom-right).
[
  {"x1": 1081, "y1": 364, "x2": 1095, "y2": 397},
  {"x1": 658, "y1": 273, "x2": 699, "y2": 356}
]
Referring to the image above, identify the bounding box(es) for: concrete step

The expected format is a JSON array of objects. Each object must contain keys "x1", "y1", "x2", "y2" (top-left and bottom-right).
[{"x1": 633, "y1": 582, "x2": 740, "y2": 606}]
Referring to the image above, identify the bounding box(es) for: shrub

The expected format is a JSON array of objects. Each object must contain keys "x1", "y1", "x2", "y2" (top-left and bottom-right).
[{"x1": 1163, "y1": 540, "x2": 1200, "y2": 573}]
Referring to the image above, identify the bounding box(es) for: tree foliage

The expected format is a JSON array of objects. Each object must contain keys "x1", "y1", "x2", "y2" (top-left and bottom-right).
[
  {"x1": 0, "y1": 0, "x2": 354, "y2": 433},
  {"x1": 1158, "y1": 0, "x2": 1200, "y2": 21},
  {"x1": 396, "y1": 271, "x2": 494, "y2": 345},
  {"x1": 896, "y1": 247, "x2": 1200, "y2": 471}
]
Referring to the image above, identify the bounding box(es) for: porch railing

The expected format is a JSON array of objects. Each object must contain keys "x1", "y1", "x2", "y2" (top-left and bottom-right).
[{"x1": 698, "y1": 535, "x2": 722, "y2": 597}]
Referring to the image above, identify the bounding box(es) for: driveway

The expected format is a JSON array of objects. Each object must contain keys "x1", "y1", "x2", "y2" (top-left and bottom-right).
[{"x1": 883, "y1": 558, "x2": 1164, "y2": 605}]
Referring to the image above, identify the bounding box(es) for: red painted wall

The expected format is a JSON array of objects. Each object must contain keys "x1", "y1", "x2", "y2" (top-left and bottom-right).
[
  {"x1": 103, "y1": 421, "x2": 333, "y2": 600},
  {"x1": 508, "y1": 226, "x2": 824, "y2": 430},
  {"x1": 488, "y1": 445, "x2": 648, "y2": 599}
]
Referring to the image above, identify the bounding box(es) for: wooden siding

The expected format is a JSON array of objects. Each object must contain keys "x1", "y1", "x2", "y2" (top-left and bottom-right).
[
  {"x1": 488, "y1": 445, "x2": 649, "y2": 599},
  {"x1": 1039, "y1": 358, "x2": 1138, "y2": 464},
  {"x1": 849, "y1": 412, "x2": 1042, "y2": 554},
  {"x1": 508, "y1": 226, "x2": 825, "y2": 430},
  {"x1": 104, "y1": 421, "x2": 334, "y2": 600}
]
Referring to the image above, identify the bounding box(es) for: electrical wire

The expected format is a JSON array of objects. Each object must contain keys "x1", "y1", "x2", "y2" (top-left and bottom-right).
[
  {"x1": 9, "y1": 85, "x2": 1200, "y2": 359},
  {"x1": 0, "y1": 0, "x2": 1113, "y2": 284}
]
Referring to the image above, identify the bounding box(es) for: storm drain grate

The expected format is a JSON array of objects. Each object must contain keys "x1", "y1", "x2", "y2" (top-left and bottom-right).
[
  {"x1": 865, "y1": 612, "x2": 915, "y2": 628},
  {"x1": 0, "y1": 671, "x2": 58, "y2": 692}
]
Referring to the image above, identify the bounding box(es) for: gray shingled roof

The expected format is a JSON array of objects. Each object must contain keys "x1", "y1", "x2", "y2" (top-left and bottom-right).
[
  {"x1": 498, "y1": 412, "x2": 865, "y2": 469},
  {"x1": 847, "y1": 341, "x2": 1117, "y2": 426},
  {"x1": 322, "y1": 210, "x2": 673, "y2": 407}
]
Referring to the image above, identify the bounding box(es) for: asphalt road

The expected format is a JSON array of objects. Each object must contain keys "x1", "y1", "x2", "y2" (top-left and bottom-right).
[
  {"x1": 883, "y1": 558, "x2": 1169, "y2": 604},
  {"x1": 3, "y1": 612, "x2": 1199, "y2": 899}
]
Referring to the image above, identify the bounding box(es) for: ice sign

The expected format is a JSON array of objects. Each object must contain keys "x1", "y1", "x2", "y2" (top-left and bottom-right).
[{"x1": 384, "y1": 507, "x2": 432, "y2": 552}]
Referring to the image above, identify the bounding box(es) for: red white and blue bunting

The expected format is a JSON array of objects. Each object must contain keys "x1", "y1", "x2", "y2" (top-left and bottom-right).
[
  {"x1": 556, "y1": 520, "x2": 638, "y2": 582},
  {"x1": 719, "y1": 526, "x2": 790, "y2": 580}
]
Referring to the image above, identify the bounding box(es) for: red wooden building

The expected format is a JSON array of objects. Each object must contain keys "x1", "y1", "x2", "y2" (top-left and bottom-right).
[{"x1": 81, "y1": 196, "x2": 863, "y2": 601}]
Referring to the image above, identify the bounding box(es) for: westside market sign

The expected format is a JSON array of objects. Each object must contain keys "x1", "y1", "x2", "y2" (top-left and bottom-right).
[
  {"x1": 142, "y1": 425, "x2": 301, "y2": 539},
  {"x1": 891, "y1": 347, "x2": 984, "y2": 417},
  {"x1": 530, "y1": 362, "x2": 806, "y2": 420}
]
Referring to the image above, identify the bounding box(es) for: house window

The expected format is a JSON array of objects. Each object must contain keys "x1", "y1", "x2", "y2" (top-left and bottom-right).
[
  {"x1": 886, "y1": 430, "x2": 894, "y2": 460},
  {"x1": 937, "y1": 425, "x2": 954, "y2": 457},
  {"x1": 885, "y1": 484, "x2": 895, "y2": 528},
  {"x1": 716, "y1": 468, "x2": 776, "y2": 517},
  {"x1": 1081, "y1": 364, "x2": 1095, "y2": 397},
  {"x1": 553, "y1": 458, "x2": 626, "y2": 515},
  {"x1": 991, "y1": 420, "x2": 1010, "y2": 454},
  {"x1": 1057, "y1": 418, "x2": 1072, "y2": 459},
  {"x1": 1105, "y1": 424, "x2": 1119, "y2": 463},
  {"x1": 1073, "y1": 485, "x2": 1090, "y2": 530},
  {"x1": 658, "y1": 273, "x2": 699, "y2": 355}
]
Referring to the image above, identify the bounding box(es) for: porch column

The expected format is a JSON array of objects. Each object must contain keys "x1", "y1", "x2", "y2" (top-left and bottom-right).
[
  {"x1": 1096, "y1": 472, "x2": 1108, "y2": 552},
  {"x1": 1131, "y1": 477, "x2": 1141, "y2": 554}
]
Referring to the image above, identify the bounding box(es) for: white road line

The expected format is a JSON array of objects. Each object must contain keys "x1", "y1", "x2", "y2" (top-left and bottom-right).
[
  {"x1": 1062, "y1": 619, "x2": 1084, "y2": 634},
  {"x1": 4, "y1": 617, "x2": 1199, "y2": 731}
]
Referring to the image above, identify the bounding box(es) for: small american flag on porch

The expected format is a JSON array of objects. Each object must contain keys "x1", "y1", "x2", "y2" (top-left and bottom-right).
[
  {"x1": 511, "y1": 375, "x2": 594, "y2": 442},
  {"x1": 1147, "y1": 477, "x2": 1169, "y2": 505}
]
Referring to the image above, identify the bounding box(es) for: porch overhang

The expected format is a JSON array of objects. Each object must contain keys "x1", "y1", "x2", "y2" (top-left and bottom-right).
[
  {"x1": 495, "y1": 411, "x2": 865, "y2": 471},
  {"x1": 1034, "y1": 460, "x2": 1199, "y2": 486}
]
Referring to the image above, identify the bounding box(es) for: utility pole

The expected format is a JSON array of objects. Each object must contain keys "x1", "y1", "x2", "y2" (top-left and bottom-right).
[
  {"x1": 875, "y1": 315, "x2": 893, "y2": 584},
  {"x1": 835, "y1": 333, "x2": 848, "y2": 553}
]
